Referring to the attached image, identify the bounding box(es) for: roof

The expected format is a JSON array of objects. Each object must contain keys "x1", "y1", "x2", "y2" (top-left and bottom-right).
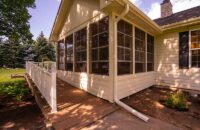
[
  {"x1": 154, "y1": 6, "x2": 200, "y2": 26},
  {"x1": 50, "y1": 0, "x2": 162, "y2": 41}
]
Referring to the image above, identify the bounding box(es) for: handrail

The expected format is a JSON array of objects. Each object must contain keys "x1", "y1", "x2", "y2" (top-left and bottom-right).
[{"x1": 26, "y1": 61, "x2": 57, "y2": 113}]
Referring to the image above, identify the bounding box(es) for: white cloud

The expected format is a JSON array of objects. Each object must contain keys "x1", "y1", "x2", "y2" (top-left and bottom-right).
[
  {"x1": 147, "y1": 2, "x2": 161, "y2": 19},
  {"x1": 146, "y1": 0, "x2": 200, "y2": 19},
  {"x1": 171, "y1": 0, "x2": 200, "y2": 13}
]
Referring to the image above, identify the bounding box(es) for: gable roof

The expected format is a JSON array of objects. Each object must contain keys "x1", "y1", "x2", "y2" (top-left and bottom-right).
[
  {"x1": 50, "y1": 0, "x2": 162, "y2": 41},
  {"x1": 154, "y1": 6, "x2": 200, "y2": 26}
]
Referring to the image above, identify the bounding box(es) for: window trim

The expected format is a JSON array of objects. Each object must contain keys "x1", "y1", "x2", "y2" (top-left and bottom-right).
[
  {"x1": 65, "y1": 34, "x2": 74, "y2": 71},
  {"x1": 74, "y1": 27, "x2": 87, "y2": 72},
  {"x1": 115, "y1": 17, "x2": 155, "y2": 76},
  {"x1": 189, "y1": 29, "x2": 200, "y2": 68},
  {"x1": 89, "y1": 16, "x2": 109, "y2": 75}
]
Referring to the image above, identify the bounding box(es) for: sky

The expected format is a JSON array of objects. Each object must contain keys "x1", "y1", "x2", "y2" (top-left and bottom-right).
[{"x1": 29, "y1": 0, "x2": 200, "y2": 39}]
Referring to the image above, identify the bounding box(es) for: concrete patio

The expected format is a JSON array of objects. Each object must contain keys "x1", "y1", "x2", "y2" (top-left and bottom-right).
[{"x1": 27, "y1": 76, "x2": 181, "y2": 130}]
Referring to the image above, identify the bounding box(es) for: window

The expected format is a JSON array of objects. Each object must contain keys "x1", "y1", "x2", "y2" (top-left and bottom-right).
[
  {"x1": 65, "y1": 34, "x2": 73, "y2": 71},
  {"x1": 117, "y1": 20, "x2": 133, "y2": 75},
  {"x1": 135, "y1": 27, "x2": 146, "y2": 73},
  {"x1": 191, "y1": 30, "x2": 200, "y2": 68},
  {"x1": 58, "y1": 40, "x2": 65, "y2": 70},
  {"x1": 75, "y1": 27, "x2": 87, "y2": 72},
  {"x1": 90, "y1": 16, "x2": 109, "y2": 75},
  {"x1": 147, "y1": 34, "x2": 154, "y2": 71}
]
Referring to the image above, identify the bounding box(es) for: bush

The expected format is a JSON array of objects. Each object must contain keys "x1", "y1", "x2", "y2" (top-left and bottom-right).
[
  {"x1": 164, "y1": 91, "x2": 189, "y2": 111},
  {"x1": 0, "y1": 80, "x2": 30, "y2": 101}
]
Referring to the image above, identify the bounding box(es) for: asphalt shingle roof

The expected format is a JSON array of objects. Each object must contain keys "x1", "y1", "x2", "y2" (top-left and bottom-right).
[{"x1": 154, "y1": 6, "x2": 200, "y2": 26}]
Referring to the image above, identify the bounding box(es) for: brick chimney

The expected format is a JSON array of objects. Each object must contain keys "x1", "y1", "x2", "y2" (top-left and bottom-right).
[{"x1": 161, "y1": 0, "x2": 173, "y2": 18}]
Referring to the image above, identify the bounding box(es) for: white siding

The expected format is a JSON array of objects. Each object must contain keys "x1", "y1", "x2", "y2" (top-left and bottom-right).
[
  {"x1": 57, "y1": 71, "x2": 113, "y2": 102},
  {"x1": 155, "y1": 32, "x2": 200, "y2": 91},
  {"x1": 117, "y1": 72, "x2": 156, "y2": 99},
  {"x1": 59, "y1": 0, "x2": 101, "y2": 39}
]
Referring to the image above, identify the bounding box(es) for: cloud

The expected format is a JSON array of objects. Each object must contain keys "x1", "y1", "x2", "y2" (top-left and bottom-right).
[
  {"x1": 146, "y1": 0, "x2": 200, "y2": 19},
  {"x1": 147, "y1": 2, "x2": 161, "y2": 19}
]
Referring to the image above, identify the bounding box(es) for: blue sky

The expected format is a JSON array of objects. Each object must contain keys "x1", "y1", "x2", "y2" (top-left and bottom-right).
[{"x1": 29, "y1": 0, "x2": 200, "y2": 39}]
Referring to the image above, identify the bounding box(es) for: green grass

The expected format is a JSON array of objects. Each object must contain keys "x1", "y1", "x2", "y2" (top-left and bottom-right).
[
  {"x1": 0, "y1": 68, "x2": 25, "y2": 83},
  {"x1": 0, "y1": 68, "x2": 29, "y2": 101}
]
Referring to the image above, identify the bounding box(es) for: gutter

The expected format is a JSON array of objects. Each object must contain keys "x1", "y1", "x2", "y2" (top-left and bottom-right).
[{"x1": 113, "y1": 3, "x2": 149, "y2": 122}]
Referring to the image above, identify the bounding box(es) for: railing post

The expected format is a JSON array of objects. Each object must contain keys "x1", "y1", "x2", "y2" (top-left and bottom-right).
[{"x1": 51, "y1": 63, "x2": 57, "y2": 113}]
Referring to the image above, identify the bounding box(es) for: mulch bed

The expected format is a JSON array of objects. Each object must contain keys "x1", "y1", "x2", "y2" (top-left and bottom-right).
[
  {"x1": 122, "y1": 87, "x2": 200, "y2": 130},
  {"x1": 0, "y1": 94, "x2": 46, "y2": 130}
]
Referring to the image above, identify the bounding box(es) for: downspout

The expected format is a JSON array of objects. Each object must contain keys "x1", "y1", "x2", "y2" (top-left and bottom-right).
[{"x1": 113, "y1": 3, "x2": 149, "y2": 122}]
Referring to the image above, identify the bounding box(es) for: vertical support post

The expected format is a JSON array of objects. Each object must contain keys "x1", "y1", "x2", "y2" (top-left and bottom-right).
[{"x1": 51, "y1": 63, "x2": 57, "y2": 113}]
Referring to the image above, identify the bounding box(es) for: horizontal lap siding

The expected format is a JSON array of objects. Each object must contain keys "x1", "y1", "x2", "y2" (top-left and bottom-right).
[
  {"x1": 117, "y1": 72, "x2": 156, "y2": 99},
  {"x1": 57, "y1": 70, "x2": 113, "y2": 102},
  {"x1": 155, "y1": 32, "x2": 200, "y2": 91}
]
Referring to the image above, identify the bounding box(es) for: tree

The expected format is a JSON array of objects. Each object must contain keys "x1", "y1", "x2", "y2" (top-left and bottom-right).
[
  {"x1": 0, "y1": 0, "x2": 35, "y2": 44},
  {"x1": 34, "y1": 32, "x2": 55, "y2": 62},
  {"x1": 0, "y1": 0, "x2": 35, "y2": 68}
]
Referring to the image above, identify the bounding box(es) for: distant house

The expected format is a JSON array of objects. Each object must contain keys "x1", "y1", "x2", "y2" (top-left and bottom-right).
[{"x1": 49, "y1": 0, "x2": 200, "y2": 102}]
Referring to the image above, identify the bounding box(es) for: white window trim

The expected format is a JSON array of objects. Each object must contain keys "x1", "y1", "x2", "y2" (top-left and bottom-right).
[{"x1": 189, "y1": 29, "x2": 200, "y2": 68}]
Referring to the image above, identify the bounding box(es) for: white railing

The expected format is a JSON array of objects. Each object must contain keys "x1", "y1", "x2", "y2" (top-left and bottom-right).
[{"x1": 26, "y1": 61, "x2": 57, "y2": 112}]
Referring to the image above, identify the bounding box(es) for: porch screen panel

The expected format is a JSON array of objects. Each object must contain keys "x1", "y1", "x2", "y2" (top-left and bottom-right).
[
  {"x1": 58, "y1": 40, "x2": 65, "y2": 70},
  {"x1": 179, "y1": 31, "x2": 189, "y2": 69},
  {"x1": 135, "y1": 27, "x2": 146, "y2": 73},
  {"x1": 75, "y1": 27, "x2": 87, "y2": 72},
  {"x1": 147, "y1": 34, "x2": 154, "y2": 71},
  {"x1": 191, "y1": 30, "x2": 200, "y2": 68},
  {"x1": 65, "y1": 34, "x2": 73, "y2": 71},
  {"x1": 117, "y1": 20, "x2": 133, "y2": 75},
  {"x1": 90, "y1": 16, "x2": 109, "y2": 75}
]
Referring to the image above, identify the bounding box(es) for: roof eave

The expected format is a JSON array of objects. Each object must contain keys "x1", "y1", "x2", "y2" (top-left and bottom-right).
[
  {"x1": 161, "y1": 17, "x2": 200, "y2": 31},
  {"x1": 116, "y1": 0, "x2": 163, "y2": 34}
]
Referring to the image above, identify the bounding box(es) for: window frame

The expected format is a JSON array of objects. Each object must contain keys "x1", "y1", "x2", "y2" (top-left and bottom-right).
[
  {"x1": 135, "y1": 27, "x2": 147, "y2": 73},
  {"x1": 117, "y1": 19, "x2": 133, "y2": 75},
  {"x1": 189, "y1": 29, "x2": 200, "y2": 68},
  {"x1": 147, "y1": 33, "x2": 154, "y2": 72},
  {"x1": 58, "y1": 40, "x2": 65, "y2": 70},
  {"x1": 74, "y1": 27, "x2": 87, "y2": 72},
  {"x1": 89, "y1": 16, "x2": 109, "y2": 75},
  {"x1": 65, "y1": 34, "x2": 74, "y2": 71}
]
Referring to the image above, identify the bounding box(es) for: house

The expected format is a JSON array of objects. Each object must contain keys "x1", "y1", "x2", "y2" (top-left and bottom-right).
[
  {"x1": 49, "y1": 0, "x2": 200, "y2": 102},
  {"x1": 26, "y1": 0, "x2": 200, "y2": 119}
]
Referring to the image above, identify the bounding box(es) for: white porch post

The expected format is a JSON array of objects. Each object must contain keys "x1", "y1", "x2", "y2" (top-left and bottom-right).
[{"x1": 51, "y1": 63, "x2": 57, "y2": 113}]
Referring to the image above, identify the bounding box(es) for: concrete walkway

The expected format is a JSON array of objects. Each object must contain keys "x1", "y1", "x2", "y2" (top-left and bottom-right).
[{"x1": 28, "y1": 77, "x2": 181, "y2": 130}]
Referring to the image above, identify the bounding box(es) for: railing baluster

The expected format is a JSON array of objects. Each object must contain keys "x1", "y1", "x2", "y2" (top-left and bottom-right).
[{"x1": 26, "y1": 61, "x2": 57, "y2": 113}]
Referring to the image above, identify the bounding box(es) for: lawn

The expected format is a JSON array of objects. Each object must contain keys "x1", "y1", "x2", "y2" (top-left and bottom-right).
[{"x1": 0, "y1": 68, "x2": 25, "y2": 83}]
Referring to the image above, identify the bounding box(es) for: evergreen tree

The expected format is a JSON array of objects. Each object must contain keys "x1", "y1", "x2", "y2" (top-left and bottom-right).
[{"x1": 34, "y1": 32, "x2": 55, "y2": 62}]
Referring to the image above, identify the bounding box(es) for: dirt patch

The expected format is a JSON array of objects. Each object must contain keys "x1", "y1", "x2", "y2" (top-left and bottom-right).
[
  {"x1": 121, "y1": 87, "x2": 200, "y2": 130},
  {"x1": 0, "y1": 94, "x2": 46, "y2": 129}
]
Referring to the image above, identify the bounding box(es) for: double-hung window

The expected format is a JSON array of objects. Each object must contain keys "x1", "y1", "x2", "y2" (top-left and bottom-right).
[{"x1": 191, "y1": 30, "x2": 200, "y2": 68}]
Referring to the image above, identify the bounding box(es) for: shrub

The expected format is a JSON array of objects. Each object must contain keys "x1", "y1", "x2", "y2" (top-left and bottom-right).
[
  {"x1": 164, "y1": 91, "x2": 189, "y2": 111},
  {"x1": 0, "y1": 80, "x2": 30, "y2": 101}
]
